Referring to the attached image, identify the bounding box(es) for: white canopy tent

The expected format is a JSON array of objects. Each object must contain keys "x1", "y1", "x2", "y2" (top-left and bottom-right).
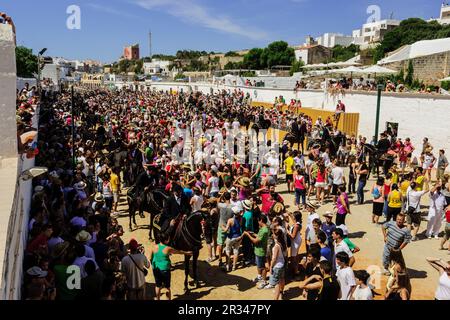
[
  {"x1": 439, "y1": 76, "x2": 450, "y2": 81},
  {"x1": 361, "y1": 65, "x2": 397, "y2": 74},
  {"x1": 302, "y1": 61, "x2": 362, "y2": 70}
]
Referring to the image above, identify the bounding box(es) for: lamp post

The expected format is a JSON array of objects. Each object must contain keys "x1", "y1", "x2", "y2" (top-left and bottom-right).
[
  {"x1": 374, "y1": 83, "x2": 384, "y2": 144},
  {"x1": 71, "y1": 85, "x2": 76, "y2": 175},
  {"x1": 37, "y1": 48, "x2": 47, "y2": 97}
]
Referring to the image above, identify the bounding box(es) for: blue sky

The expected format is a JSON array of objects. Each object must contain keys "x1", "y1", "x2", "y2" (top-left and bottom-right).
[{"x1": 2, "y1": 0, "x2": 444, "y2": 63}]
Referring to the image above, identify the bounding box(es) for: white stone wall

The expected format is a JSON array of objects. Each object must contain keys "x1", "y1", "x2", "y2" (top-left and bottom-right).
[{"x1": 0, "y1": 24, "x2": 18, "y2": 158}]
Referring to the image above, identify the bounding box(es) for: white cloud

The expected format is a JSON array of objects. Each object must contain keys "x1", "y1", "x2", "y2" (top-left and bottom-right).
[{"x1": 133, "y1": 0, "x2": 269, "y2": 40}]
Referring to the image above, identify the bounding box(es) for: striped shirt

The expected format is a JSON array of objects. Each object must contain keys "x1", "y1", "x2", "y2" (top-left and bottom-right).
[{"x1": 384, "y1": 221, "x2": 411, "y2": 248}]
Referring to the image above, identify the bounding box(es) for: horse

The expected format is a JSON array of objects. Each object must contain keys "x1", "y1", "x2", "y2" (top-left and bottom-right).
[
  {"x1": 283, "y1": 131, "x2": 304, "y2": 151},
  {"x1": 126, "y1": 187, "x2": 146, "y2": 231},
  {"x1": 363, "y1": 144, "x2": 395, "y2": 178},
  {"x1": 150, "y1": 190, "x2": 206, "y2": 292}
]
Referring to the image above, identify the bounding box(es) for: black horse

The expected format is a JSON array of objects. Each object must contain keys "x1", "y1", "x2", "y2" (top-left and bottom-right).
[
  {"x1": 283, "y1": 131, "x2": 304, "y2": 151},
  {"x1": 149, "y1": 190, "x2": 205, "y2": 292},
  {"x1": 363, "y1": 144, "x2": 395, "y2": 178},
  {"x1": 126, "y1": 187, "x2": 146, "y2": 231}
]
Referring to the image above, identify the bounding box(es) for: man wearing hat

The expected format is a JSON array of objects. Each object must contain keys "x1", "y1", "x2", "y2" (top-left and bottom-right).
[
  {"x1": 304, "y1": 202, "x2": 319, "y2": 250},
  {"x1": 321, "y1": 211, "x2": 336, "y2": 247},
  {"x1": 121, "y1": 239, "x2": 150, "y2": 300},
  {"x1": 160, "y1": 183, "x2": 191, "y2": 236},
  {"x1": 76, "y1": 230, "x2": 96, "y2": 260}
]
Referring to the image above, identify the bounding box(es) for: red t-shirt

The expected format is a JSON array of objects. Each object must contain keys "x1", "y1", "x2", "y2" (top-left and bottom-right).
[
  {"x1": 446, "y1": 210, "x2": 450, "y2": 223},
  {"x1": 260, "y1": 190, "x2": 283, "y2": 214},
  {"x1": 294, "y1": 175, "x2": 305, "y2": 190},
  {"x1": 26, "y1": 234, "x2": 48, "y2": 254}
]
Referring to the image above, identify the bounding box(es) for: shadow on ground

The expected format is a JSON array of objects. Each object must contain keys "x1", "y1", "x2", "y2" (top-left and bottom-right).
[
  {"x1": 171, "y1": 260, "x2": 256, "y2": 294},
  {"x1": 348, "y1": 231, "x2": 366, "y2": 239},
  {"x1": 407, "y1": 268, "x2": 427, "y2": 279}
]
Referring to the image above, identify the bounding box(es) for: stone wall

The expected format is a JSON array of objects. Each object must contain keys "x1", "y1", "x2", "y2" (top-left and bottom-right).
[
  {"x1": 0, "y1": 24, "x2": 17, "y2": 158},
  {"x1": 383, "y1": 51, "x2": 450, "y2": 85},
  {"x1": 309, "y1": 46, "x2": 332, "y2": 64}
]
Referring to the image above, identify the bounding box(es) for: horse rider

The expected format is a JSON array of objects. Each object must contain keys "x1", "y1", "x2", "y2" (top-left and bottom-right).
[
  {"x1": 160, "y1": 183, "x2": 192, "y2": 238},
  {"x1": 130, "y1": 165, "x2": 158, "y2": 217}
]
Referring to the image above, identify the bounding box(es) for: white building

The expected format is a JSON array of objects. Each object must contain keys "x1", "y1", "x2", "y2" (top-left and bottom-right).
[
  {"x1": 352, "y1": 19, "x2": 401, "y2": 46},
  {"x1": 316, "y1": 33, "x2": 354, "y2": 48},
  {"x1": 41, "y1": 64, "x2": 60, "y2": 85},
  {"x1": 143, "y1": 60, "x2": 171, "y2": 76},
  {"x1": 429, "y1": 3, "x2": 450, "y2": 25}
]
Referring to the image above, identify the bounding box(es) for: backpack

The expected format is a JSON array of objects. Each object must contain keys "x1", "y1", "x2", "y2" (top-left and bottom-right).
[{"x1": 372, "y1": 186, "x2": 381, "y2": 199}]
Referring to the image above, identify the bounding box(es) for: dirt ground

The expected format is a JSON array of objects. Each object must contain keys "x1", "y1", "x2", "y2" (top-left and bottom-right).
[{"x1": 116, "y1": 173, "x2": 449, "y2": 300}]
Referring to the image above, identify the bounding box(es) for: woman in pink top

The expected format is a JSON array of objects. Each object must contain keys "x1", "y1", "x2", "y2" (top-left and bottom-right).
[
  {"x1": 335, "y1": 185, "x2": 351, "y2": 226},
  {"x1": 315, "y1": 163, "x2": 327, "y2": 205},
  {"x1": 294, "y1": 168, "x2": 307, "y2": 209}
]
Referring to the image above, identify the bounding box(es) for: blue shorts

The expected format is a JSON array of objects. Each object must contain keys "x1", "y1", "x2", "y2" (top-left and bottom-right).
[
  {"x1": 255, "y1": 255, "x2": 266, "y2": 269},
  {"x1": 269, "y1": 266, "x2": 285, "y2": 286}
]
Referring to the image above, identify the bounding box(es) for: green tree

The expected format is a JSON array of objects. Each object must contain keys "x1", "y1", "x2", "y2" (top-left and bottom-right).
[
  {"x1": 225, "y1": 51, "x2": 239, "y2": 57},
  {"x1": 290, "y1": 59, "x2": 304, "y2": 76},
  {"x1": 243, "y1": 48, "x2": 264, "y2": 69},
  {"x1": 174, "y1": 72, "x2": 186, "y2": 80},
  {"x1": 261, "y1": 41, "x2": 295, "y2": 68},
  {"x1": 16, "y1": 46, "x2": 38, "y2": 78},
  {"x1": 405, "y1": 60, "x2": 414, "y2": 86},
  {"x1": 330, "y1": 44, "x2": 359, "y2": 62},
  {"x1": 134, "y1": 59, "x2": 144, "y2": 74}
]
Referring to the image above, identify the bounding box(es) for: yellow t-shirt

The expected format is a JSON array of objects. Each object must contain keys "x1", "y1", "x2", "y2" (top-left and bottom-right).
[
  {"x1": 284, "y1": 157, "x2": 295, "y2": 175},
  {"x1": 390, "y1": 171, "x2": 399, "y2": 184},
  {"x1": 110, "y1": 173, "x2": 120, "y2": 192},
  {"x1": 415, "y1": 175, "x2": 424, "y2": 191},
  {"x1": 388, "y1": 190, "x2": 402, "y2": 208},
  {"x1": 400, "y1": 181, "x2": 410, "y2": 197}
]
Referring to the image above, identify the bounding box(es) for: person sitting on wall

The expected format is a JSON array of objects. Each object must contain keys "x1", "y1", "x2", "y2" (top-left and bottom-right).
[{"x1": 333, "y1": 100, "x2": 345, "y2": 130}]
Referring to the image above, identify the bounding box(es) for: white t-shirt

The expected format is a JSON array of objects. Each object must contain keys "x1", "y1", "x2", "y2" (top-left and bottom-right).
[
  {"x1": 305, "y1": 212, "x2": 319, "y2": 241},
  {"x1": 321, "y1": 152, "x2": 331, "y2": 167},
  {"x1": 334, "y1": 240, "x2": 354, "y2": 264},
  {"x1": 267, "y1": 156, "x2": 279, "y2": 175},
  {"x1": 232, "y1": 121, "x2": 240, "y2": 131},
  {"x1": 406, "y1": 187, "x2": 426, "y2": 213},
  {"x1": 435, "y1": 272, "x2": 450, "y2": 300},
  {"x1": 230, "y1": 199, "x2": 243, "y2": 213},
  {"x1": 331, "y1": 166, "x2": 344, "y2": 185},
  {"x1": 294, "y1": 156, "x2": 305, "y2": 169},
  {"x1": 352, "y1": 285, "x2": 373, "y2": 300},
  {"x1": 191, "y1": 195, "x2": 204, "y2": 212},
  {"x1": 208, "y1": 176, "x2": 220, "y2": 193},
  {"x1": 336, "y1": 266, "x2": 356, "y2": 300}
]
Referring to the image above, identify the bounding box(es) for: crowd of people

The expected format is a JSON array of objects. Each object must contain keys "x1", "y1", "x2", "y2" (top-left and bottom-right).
[
  {"x1": 16, "y1": 83, "x2": 450, "y2": 301},
  {"x1": 293, "y1": 77, "x2": 447, "y2": 95}
]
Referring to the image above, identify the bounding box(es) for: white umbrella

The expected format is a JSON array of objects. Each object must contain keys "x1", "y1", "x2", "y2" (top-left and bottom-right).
[
  {"x1": 338, "y1": 66, "x2": 364, "y2": 73},
  {"x1": 362, "y1": 65, "x2": 397, "y2": 75},
  {"x1": 439, "y1": 76, "x2": 450, "y2": 81},
  {"x1": 326, "y1": 66, "x2": 363, "y2": 78}
]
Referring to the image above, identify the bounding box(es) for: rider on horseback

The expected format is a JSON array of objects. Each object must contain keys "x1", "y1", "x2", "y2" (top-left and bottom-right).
[{"x1": 159, "y1": 183, "x2": 192, "y2": 239}]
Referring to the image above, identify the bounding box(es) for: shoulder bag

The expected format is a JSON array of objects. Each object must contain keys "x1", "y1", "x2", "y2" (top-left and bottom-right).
[{"x1": 128, "y1": 254, "x2": 148, "y2": 276}]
